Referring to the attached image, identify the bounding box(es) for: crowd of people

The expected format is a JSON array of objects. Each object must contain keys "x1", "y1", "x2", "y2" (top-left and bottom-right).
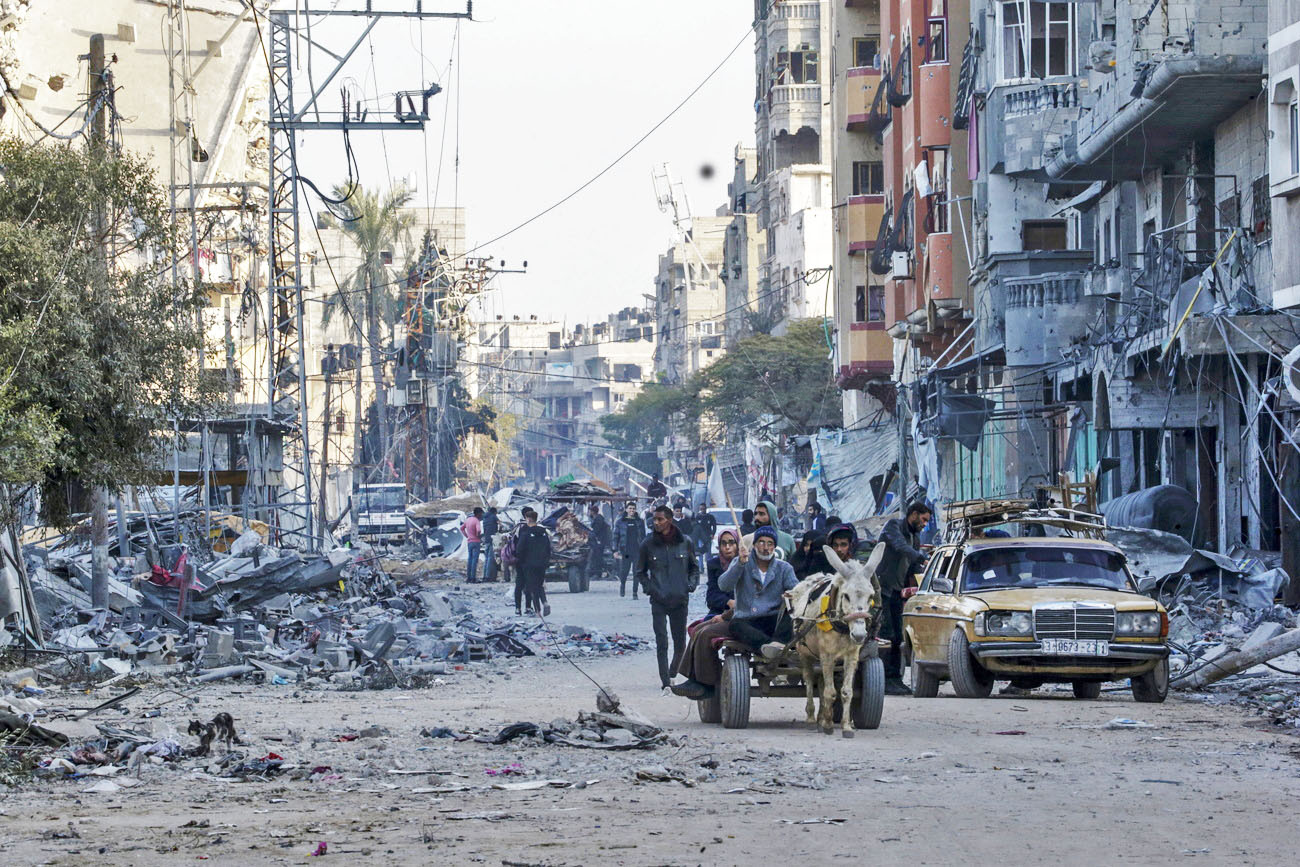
[{"x1": 457, "y1": 488, "x2": 935, "y2": 698}]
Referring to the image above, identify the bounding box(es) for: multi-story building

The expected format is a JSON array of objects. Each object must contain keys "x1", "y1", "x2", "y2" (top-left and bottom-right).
[
  {"x1": 753, "y1": 0, "x2": 835, "y2": 332},
  {"x1": 721, "y1": 146, "x2": 765, "y2": 347},
  {"x1": 894, "y1": 0, "x2": 1297, "y2": 576},
  {"x1": 651, "y1": 217, "x2": 729, "y2": 382},
  {"x1": 829, "y1": 0, "x2": 892, "y2": 427}
]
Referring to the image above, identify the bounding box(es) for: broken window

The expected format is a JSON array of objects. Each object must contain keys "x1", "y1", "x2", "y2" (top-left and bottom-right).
[
  {"x1": 1022, "y1": 219, "x2": 1068, "y2": 251},
  {"x1": 1291, "y1": 98, "x2": 1300, "y2": 175},
  {"x1": 999, "y1": 1, "x2": 1074, "y2": 81},
  {"x1": 852, "y1": 161, "x2": 885, "y2": 196},
  {"x1": 1252, "y1": 175, "x2": 1272, "y2": 240},
  {"x1": 927, "y1": 148, "x2": 950, "y2": 233},
  {"x1": 855, "y1": 285, "x2": 868, "y2": 322},
  {"x1": 777, "y1": 46, "x2": 820, "y2": 84},
  {"x1": 926, "y1": 0, "x2": 948, "y2": 64},
  {"x1": 853, "y1": 36, "x2": 880, "y2": 68},
  {"x1": 869, "y1": 285, "x2": 886, "y2": 321},
  {"x1": 1218, "y1": 193, "x2": 1240, "y2": 230}
]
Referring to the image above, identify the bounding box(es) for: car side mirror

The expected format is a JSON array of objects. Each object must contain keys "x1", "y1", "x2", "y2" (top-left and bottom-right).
[{"x1": 931, "y1": 577, "x2": 953, "y2": 594}]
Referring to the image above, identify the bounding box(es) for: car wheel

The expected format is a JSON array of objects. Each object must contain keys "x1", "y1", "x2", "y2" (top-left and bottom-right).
[
  {"x1": 946, "y1": 628, "x2": 993, "y2": 698},
  {"x1": 719, "y1": 653, "x2": 751, "y2": 729},
  {"x1": 1072, "y1": 681, "x2": 1103, "y2": 699},
  {"x1": 1131, "y1": 657, "x2": 1169, "y2": 703},
  {"x1": 907, "y1": 640, "x2": 939, "y2": 698},
  {"x1": 853, "y1": 656, "x2": 885, "y2": 729}
]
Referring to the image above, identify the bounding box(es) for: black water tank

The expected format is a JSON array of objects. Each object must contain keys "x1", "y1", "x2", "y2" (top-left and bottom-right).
[{"x1": 1100, "y1": 485, "x2": 1200, "y2": 546}]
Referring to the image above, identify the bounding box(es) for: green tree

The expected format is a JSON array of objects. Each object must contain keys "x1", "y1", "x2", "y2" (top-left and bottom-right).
[
  {"x1": 600, "y1": 320, "x2": 838, "y2": 458},
  {"x1": 321, "y1": 186, "x2": 415, "y2": 474},
  {"x1": 600, "y1": 381, "x2": 693, "y2": 475},
  {"x1": 0, "y1": 137, "x2": 209, "y2": 522}
]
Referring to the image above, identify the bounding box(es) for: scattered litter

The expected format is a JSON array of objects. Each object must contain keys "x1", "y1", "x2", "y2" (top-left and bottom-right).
[
  {"x1": 1105, "y1": 718, "x2": 1154, "y2": 730},
  {"x1": 994, "y1": 730, "x2": 1027, "y2": 736},
  {"x1": 779, "y1": 817, "x2": 847, "y2": 825}
]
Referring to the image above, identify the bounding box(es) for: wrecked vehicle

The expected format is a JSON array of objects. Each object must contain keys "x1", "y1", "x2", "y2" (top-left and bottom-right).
[
  {"x1": 354, "y1": 483, "x2": 411, "y2": 545},
  {"x1": 903, "y1": 500, "x2": 1170, "y2": 702}
]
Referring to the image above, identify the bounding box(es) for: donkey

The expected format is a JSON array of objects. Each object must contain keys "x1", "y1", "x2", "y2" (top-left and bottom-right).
[{"x1": 785, "y1": 543, "x2": 884, "y2": 737}]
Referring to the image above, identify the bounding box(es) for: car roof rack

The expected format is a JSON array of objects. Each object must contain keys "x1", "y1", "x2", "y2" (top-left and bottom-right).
[{"x1": 941, "y1": 498, "x2": 1108, "y2": 544}]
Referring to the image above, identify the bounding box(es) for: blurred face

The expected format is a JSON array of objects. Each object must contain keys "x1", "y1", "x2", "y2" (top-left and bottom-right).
[
  {"x1": 525, "y1": 513, "x2": 537, "y2": 525},
  {"x1": 831, "y1": 535, "x2": 852, "y2": 559},
  {"x1": 908, "y1": 511, "x2": 932, "y2": 531},
  {"x1": 753, "y1": 536, "x2": 775, "y2": 560},
  {"x1": 754, "y1": 505, "x2": 771, "y2": 526},
  {"x1": 719, "y1": 535, "x2": 738, "y2": 556},
  {"x1": 626, "y1": 506, "x2": 637, "y2": 517},
  {"x1": 653, "y1": 512, "x2": 671, "y2": 533}
]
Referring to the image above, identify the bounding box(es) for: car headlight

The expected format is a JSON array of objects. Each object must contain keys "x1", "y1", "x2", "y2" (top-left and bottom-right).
[
  {"x1": 975, "y1": 611, "x2": 1031, "y2": 637},
  {"x1": 1116, "y1": 611, "x2": 1163, "y2": 636}
]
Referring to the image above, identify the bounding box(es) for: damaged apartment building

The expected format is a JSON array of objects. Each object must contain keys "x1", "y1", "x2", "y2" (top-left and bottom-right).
[{"x1": 867, "y1": 0, "x2": 1300, "y2": 574}]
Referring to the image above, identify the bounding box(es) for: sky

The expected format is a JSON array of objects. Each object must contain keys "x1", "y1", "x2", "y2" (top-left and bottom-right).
[{"x1": 295, "y1": 0, "x2": 758, "y2": 325}]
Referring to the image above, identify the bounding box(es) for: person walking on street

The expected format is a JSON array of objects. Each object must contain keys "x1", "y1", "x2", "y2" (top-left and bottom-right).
[
  {"x1": 738, "y1": 508, "x2": 756, "y2": 537},
  {"x1": 461, "y1": 507, "x2": 484, "y2": 583},
  {"x1": 717, "y1": 527, "x2": 798, "y2": 657},
  {"x1": 636, "y1": 505, "x2": 699, "y2": 690},
  {"x1": 879, "y1": 502, "x2": 932, "y2": 695},
  {"x1": 481, "y1": 506, "x2": 500, "y2": 582},
  {"x1": 646, "y1": 474, "x2": 667, "y2": 502},
  {"x1": 673, "y1": 504, "x2": 694, "y2": 545},
  {"x1": 613, "y1": 501, "x2": 644, "y2": 599},
  {"x1": 586, "y1": 504, "x2": 611, "y2": 582},
  {"x1": 692, "y1": 502, "x2": 716, "y2": 571},
  {"x1": 514, "y1": 507, "x2": 552, "y2": 616}
]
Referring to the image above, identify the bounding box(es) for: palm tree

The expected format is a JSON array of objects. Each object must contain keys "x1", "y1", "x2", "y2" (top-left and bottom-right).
[{"x1": 321, "y1": 186, "x2": 415, "y2": 482}]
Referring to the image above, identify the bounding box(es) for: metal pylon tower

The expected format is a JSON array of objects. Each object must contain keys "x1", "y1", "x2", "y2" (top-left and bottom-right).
[{"x1": 265, "y1": 2, "x2": 472, "y2": 550}]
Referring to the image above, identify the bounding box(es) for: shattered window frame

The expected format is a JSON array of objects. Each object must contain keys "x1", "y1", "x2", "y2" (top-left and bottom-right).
[{"x1": 997, "y1": 0, "x2": 1075, "y2": 83}]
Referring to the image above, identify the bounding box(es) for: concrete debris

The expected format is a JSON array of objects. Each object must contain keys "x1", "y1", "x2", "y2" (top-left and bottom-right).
[
  {"x1": 1108, "y1": 526, "x2": 1289, "y2": 606},
  {"x1": 470, "y1": 696, "x2": 669, "y2": 751}
]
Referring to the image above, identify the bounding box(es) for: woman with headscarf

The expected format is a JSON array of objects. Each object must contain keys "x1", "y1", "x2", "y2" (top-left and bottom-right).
[
  {"x1": 791, "y1": 531, "x2": 827, "y2": 579},
  {"x1": 670, "y1": 529, "x2": 740, "y2": 700}
]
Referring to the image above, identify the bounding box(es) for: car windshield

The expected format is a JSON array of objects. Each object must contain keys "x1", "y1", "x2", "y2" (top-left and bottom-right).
[{"x1": 961, "y1": 546, "x2": 1131, "y2": 592}]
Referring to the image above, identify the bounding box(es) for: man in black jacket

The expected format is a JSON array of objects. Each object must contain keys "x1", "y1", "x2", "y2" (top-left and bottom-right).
[
  {"x1": 586, "y1": 504, "x2": 611, "y2": 582},
  {"x1": 612, "y1": 501, "x2": 644, "y2": 599},
  {"x1": 636, "y1": 505, "x2": 700, "y2": 689},
  {"x1": 514, "y1": 507, "x2": 552, "y2": 617},
  {"x1": 879, "y1": 502, "x2": 932, "y2": 694},
  {"x1": 692, "y1": 502, "x2": 716, "y2": 570},
  {"x1": 481, "y1": 506, "x2": 501, "y2": 582}
]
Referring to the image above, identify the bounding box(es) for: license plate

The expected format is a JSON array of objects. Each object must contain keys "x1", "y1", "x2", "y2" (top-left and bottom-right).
[{"x1": 1039, "y1": 638, "x2": 1109, "y2": 656}]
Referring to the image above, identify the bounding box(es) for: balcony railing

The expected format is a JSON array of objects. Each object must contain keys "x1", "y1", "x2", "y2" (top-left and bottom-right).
[
  {"x1": 1004, "y1": 272, "x2": 1085, "y2": 309},
  {"x1": 770, "y1": 84, "x2": 821, "y2": 105},
  {"x1": 1002, "y1": 81, "x2": 1078, "y2": 119}
]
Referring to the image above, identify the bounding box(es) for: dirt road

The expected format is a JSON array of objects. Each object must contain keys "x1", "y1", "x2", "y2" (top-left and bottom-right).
[{"x1": 3, "y1": 577, "x2": 1299, "y2": 866}]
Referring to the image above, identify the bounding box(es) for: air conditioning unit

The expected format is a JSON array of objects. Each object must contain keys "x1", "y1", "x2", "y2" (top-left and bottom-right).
[{"x1": 891, "y1": 251, "x2": 912, "y2": 279}]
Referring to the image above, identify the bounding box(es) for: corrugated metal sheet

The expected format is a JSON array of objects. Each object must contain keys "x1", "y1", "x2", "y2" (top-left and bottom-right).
[{"x1": 811, "y1": 425, "x2": 899, "y2": 523}]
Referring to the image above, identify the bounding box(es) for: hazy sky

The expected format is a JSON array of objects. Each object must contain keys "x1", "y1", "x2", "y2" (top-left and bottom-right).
[{"x1": 295, "y1": 0, "x2": 757, "y2": 325}]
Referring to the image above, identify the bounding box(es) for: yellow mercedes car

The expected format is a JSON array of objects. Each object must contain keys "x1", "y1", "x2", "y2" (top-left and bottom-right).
[{"x1": 902, "y1": 536, "x2": 1170, "y2": 702}]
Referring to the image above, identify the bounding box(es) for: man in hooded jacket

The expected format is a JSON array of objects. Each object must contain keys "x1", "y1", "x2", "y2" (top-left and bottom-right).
[
  {"x1": 741, "y1": 500, "x2": 795, "y2": 560},
  {"x1": 636, "y1": 505, "x2": 700, "y2": 689}
]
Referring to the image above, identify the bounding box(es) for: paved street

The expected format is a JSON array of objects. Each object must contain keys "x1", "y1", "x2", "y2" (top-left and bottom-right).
[{"x1": 3, "y1": 577, "x2": 1298, "y2": 866}]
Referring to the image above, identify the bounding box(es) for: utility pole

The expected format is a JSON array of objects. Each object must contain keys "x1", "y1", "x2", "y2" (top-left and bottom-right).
[
  {"x1": 318, "y1": 348, "x2": 335, "y2": 540},
  {"x1": 88, "y1": 32, "x2": 111, "y2": 611}
]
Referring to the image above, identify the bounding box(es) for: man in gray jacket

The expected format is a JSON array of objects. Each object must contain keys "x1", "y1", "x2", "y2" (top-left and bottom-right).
[
  {"x1": 636, "y1": 505, "x2": 700, "y2": 689},
  {"x1": 717, "y1": 526, "x2": 799, "y2": 658},
  {"x1": 879, "y1": 502, "x2": 932, "y2": 694}
]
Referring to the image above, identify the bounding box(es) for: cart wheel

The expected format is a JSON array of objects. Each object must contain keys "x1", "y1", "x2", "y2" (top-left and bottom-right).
[
  {"x1": 697, "y1": 691, "x2": 721, "y2": 724},
  {"x1": 567, "y1": 564, "x2": 582, "y2": 593},
  {"x1": 581, "y1": 570, "x2": 591, "y2": 592},
  {"x1": 852, "y1": 655, "x2": 885, "y2": 730},
  {"x1": 719, "y1": 653, "x2": 751, "y2": 729}
]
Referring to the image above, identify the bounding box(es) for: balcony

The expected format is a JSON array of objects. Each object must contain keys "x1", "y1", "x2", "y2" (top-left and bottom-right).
[
  {"x1": 845, "y1": 67, "x2": 884, "y2": 131},
  {"x1": 916, "y1": 63, "x2": 951, "y2": 148},
  {"x1": 846, "y1": 194, "x2": 886, "y2": 254},
  {"x1": 1003, "y1": 271, "x2": 1101, "y2": 368},
  {"x1": 769, "y1": 83, "x2": 823, "y2": 136},
  {"x1": 978, "y1": 250, "x2": 1095, "y2": 357},
  {"x1": 838, "y1": 322, "x2": 894, "y2": 388},
  {"x1": 985, "y1": 81, "x2": 1080, "y2": 176},
  {"x1": 1047, "y1": 4, "x2": 1266, "y2": 181}
]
